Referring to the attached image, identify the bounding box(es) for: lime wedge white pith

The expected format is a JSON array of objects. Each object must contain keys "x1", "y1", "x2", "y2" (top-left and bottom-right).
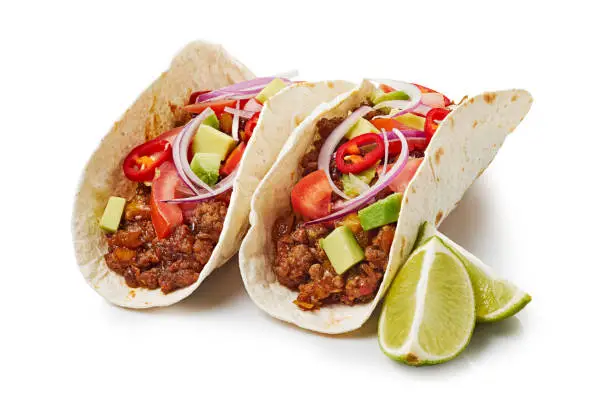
[
  {"x1": 417, "y1": 222, "x2": 531, "y2": 323},
  {"x1": 378, "y1": 237, "x2": 475, "y2": 366}
]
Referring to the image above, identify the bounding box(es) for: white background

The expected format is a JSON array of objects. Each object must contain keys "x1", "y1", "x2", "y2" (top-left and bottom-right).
[{"x1": 1, "y1": 1, "x2": 610, "y2": 406}]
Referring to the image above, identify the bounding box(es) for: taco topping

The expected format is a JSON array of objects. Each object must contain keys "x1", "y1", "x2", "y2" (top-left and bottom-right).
[
  {"x1": 102, "y1": 76, "x2": 294, "y2": 293},
  {"x1": 272, "y1": 80, "x2": 453, "y2": 310}
]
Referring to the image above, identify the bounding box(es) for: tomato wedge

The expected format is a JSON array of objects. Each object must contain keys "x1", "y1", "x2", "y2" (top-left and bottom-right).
[
  {"x1": 380, "y1": 84, "x2": 396, "y2": 93},
  {"x1": 183, "y1": 99, "x2": 237, "y2": 115},
  {"x1": 378, "y1": 157, "x2": 424, "y2": 193},
  {"x1": 122, "y1": 138, "x2": 172, "y2": 182},
  {"x1": 150, "y1": 162, "x2": 184, "y2": 239},
  {"x1": 291, "y1": 169, "x2": 333, "y2": 220},
  {"x1": 220, "y1": 142, "x2": 246, "y2": 176}
]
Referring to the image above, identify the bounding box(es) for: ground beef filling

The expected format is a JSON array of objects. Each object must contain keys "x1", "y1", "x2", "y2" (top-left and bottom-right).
[
  {"x1": 273, "y1": 215, "x2": 396, "y2": 310},
  {"x1": 272, "y1": 113, "x2": 400, "y2": 310},
  {"x1": 104, "y1": 185, "x2": 229, "y2": 293}
]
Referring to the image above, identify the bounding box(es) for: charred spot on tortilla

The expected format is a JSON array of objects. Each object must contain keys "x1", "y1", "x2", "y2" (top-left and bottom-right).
[
  {"x1": 327, "y1": 82, "x2": 334, "y2": 89},
  {"x1": 472, "y1": 120, "x2": 478, "y2": 128},
  {"x1": 435, "y1": 147, "x2": 445, "y2": 165},
  {"x1": 509, "y1": 126, "x2": 516, "y2": 132},
  {"x1": 511, "y1": 94, "x2": 519, "y2": 102},
  {"x1": 411, "y1": 186, "x2": 416, "y2": 194},
  {"x1": 129, "y1": 290, "x2": 136, "y2": 298},
  {"x1": 448, "y1": 116, "x2": 455, "y2": 128},
  {"x1": 435, "y1": 211, "x2": 444, "y2": 226},
  {"x1": 477, "y1": 168, "x2": 486, "y2": 177},
  {"x1": 483, "y1": 92, "x2": 497, "y2": 104}
]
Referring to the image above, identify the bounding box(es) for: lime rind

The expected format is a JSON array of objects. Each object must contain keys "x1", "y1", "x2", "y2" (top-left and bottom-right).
[
  {"x1": 417, "y1": 222, "x2": 531, "y2": 323},
  {"x1": 378, "y1": 237, "x2": 475, "y2": 366}
]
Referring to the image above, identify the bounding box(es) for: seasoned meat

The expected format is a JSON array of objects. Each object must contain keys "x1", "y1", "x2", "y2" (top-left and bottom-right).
[{"x1": 104, "y1": 186, "x2": 230, "y2": 294}]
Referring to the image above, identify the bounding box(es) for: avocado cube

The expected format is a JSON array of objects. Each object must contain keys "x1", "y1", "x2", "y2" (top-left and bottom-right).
[
  {"x1": 99, "y1": 196, "x2": 126, "y2": 233},
  {"x1": 346, "y1": 118, "x2": 380, "y2": 139},
  {"x1": 358, "y1": 193, "x2": 403, "y2": 231},
  {"x1": 192, "y1": 124, "x2": 236, "y2": 160},
  {"x1": 373, "y1": 90, "x2": 410, "y2": 105},
  {"x1": 201, "y1": 112, "x2": 220, "y2": 130},
  {"x1": 320, "y1": 226, "x2": 365, "y2": 275},
  {"x1": 255, "y1": 78, "x2": 287, "y2": 103},
  {"x1": 190, "y1": 153, "x2": 222, "y2": 186},
  {"x1": 394, "y1": 112, "x2": 425, "y2": 131}
]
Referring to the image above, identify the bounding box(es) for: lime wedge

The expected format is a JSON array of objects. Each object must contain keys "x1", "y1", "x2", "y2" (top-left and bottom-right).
[
  {"x1": 378, "y1": 237, "x2": 475, "y2": 366},
  {"x1": 417, "y1": 223, "x2": 531, "y2": 323}
]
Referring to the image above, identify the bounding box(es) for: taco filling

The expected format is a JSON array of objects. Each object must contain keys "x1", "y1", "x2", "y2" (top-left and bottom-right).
[
  {"x1": 100, "y1": 77, "x2": 292, "y2": 293},
  {"x1": 272, "y1": 81, "x2": 454, "y2": 310}
]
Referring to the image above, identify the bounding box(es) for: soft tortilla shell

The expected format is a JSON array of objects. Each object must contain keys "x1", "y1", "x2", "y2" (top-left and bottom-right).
[
  {"x1": 72, "y1": 39, "x2": 353, "y2": 309},
  {"x1": 239, "y1": 80, "x2": 533, "y2": 333}
]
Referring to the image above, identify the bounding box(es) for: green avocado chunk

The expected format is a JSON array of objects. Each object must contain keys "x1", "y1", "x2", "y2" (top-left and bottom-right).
[
  {"x1": 372, "y1": 90, "x2": 410, "y2": 105},
  {"x1": 99, "y1": 196, "x2": 126, "y2": 233},
  {"x1": 190, "y1": 153, "x2": 222, "y2": 186},
  {"x1": 255, "y1": 78, "x2": 287, "y2": 103},
  {"x1": 346, "y1": 118, "x2": 380, "y2": 139},
  {"x1": 192, "y1": 124, "x2": 236, "y2": 159},
  {"x1": 320, "y1": 226, "x2": 365, "y2": 275},
  {"x1": 358, "y1": 193, "x2": 403, "y2": 231},
  {"x1": 201, "y1": 112, "x2": 220, "y2": 130}
]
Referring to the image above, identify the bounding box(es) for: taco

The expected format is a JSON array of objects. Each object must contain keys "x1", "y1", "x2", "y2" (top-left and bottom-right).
[
  {"x1": 239, "y1": 79, "x2": 532, "y2": 333},
  {"x1": 72, "y1": 41, "x2": 354, "y2": 308}
]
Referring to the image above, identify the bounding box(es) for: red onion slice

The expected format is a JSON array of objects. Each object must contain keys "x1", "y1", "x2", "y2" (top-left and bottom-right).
[
  {"x1": 381, "y1": 129, "x2": 389, "y2": 180},
  {"x1": 173, "y1": 108, "x2": 217, "y2": 193},
  {"x1": 243, "y1": 98, "x2": 263, "y2": 113},
  {"x1": 305, "y1": 128, "x2": 409, "y2": 226},
  {"x1": 162, "y1": 171, "x2": 237, "y2": 204},
  {"x1": 194, "y1": 77, "x2": 292, "y2": 104},
  {"x1": 224, "y1": 107, "x2": 255, "y2": 119},
  {"x1": 317, "y1": 106, "x2": 374, "y2": 200},
  {"x1": 231, "y1": 100, "x2": 241, "y2": 141}
]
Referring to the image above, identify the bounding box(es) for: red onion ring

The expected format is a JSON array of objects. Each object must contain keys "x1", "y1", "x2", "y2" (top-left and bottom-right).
[
  {"x1": 317, "y1": 106, "x2": 374, "y2": 200},
  {"x1": 224, "y1": 107, "x2": 255, "y2": 119},
  {"x1": 162, "y1": 171, "x2": 237, "y2": 204},
  {"x1": 172, "y1": 110, "x2": 215, "y2": 194},
  {"x1": 194, "y1": 77, "x2": 292, "y2": 104},
  {"x1": 231, "y1": 100, "x2": 241, "y2": 141}
]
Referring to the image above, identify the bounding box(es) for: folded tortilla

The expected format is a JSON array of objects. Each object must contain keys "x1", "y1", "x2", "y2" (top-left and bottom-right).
[
  {"x1": 72, "y1": 40, "x2": 354, "y2": 308},
  {"x1": 239, "y1": 79, "x2": 533, "y2": 333}
]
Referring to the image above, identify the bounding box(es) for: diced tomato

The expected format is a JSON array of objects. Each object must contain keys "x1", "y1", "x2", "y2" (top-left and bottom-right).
[
  {"x1": 220, "y1": 142, "x2": 246, "y2": 176},
  {"x1": 387, "y1": 138, "x2": 429, "y2": 155},
  {"x1": 378, "y1": 157, "x2": 424, "y2": 193},
  {"x1": 150, "y1": 162, "x2": 184, "y2": 239},
  {"x1": 380, "y1": 84, "x2": 396, "y2": 93},
  {"x1": 291, "y1": 169, "x2": 333, "y2": 220},
  {"x1": 183, "y1": 99, "x2": 237, "y2": 116},
  {"x1": 413, "y1": 83, "x2": 452, "y2": 106}
]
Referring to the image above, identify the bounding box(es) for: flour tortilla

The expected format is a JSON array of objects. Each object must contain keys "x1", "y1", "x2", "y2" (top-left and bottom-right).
[
  {"x1": 239, "y1": 79, "x2": 533, "y2": 334},
  {"x1": 72, "y1": 40, "x2": 354, "y2": 308}
]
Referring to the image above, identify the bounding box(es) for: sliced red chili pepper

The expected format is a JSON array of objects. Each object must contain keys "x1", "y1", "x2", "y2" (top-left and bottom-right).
[
  {"x1": 122, "y1": 138, "x2": 172, "y2": 182},
  {"x1": 335, "y1": 133, "x2": 385, "y2": 174},
  {"x1": 424, "y1": 108, "x2": 450, "y2": 142},
  {"x1": 243, "y1": 112, "x2": 260, "y2": 142}
]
